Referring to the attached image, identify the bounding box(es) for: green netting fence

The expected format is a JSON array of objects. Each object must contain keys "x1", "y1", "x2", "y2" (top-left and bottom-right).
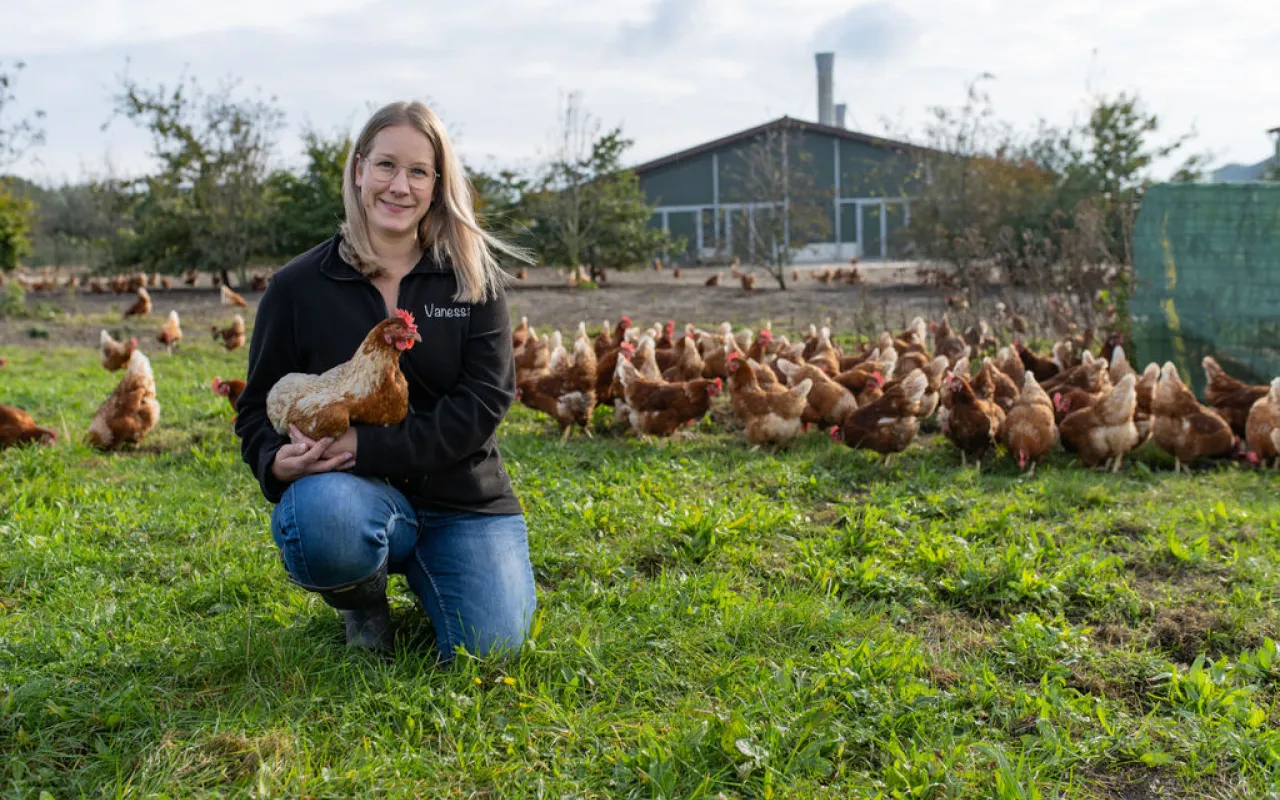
[{"x1": 1131, "y1": 182, "x2": 1280, "y2": 395}]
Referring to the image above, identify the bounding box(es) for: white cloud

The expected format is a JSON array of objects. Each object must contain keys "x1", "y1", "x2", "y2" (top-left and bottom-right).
[
  {"x1": 2, "y1": 0, "x2": 1277, "y2": 185},
  {"x1": 0, "y1": 0, "x2": 381, "y2": 53}
]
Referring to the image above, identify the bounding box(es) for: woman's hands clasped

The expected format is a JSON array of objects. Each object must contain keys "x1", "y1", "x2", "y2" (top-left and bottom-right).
[{"x1": 270, "y1": 424, "x2": 357, "y2": 482}]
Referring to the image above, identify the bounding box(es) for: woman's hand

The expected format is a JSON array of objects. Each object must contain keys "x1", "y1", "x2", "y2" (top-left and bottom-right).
[
  {"x1": 270, "y1": 424, "x2": 355, "y2": 482},
  {"x1": 320, "y1": 427, "x2": 358, "y2": 461}
]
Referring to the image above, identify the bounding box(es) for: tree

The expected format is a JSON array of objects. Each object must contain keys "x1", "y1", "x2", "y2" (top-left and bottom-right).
[
  {"x1": 524, "y1": 94, "x2": 674, "y2": 281},
  {"x1": 728, "y1": 123, "x2": 833, "y2": 289},
  {"x1": 0, "y1": 186, "x2": 33, "y2": 271},
  {"x1": 110, "y1": 70, "x2": 284, "y2": 285},
  {"x1": 264, "y1": 129, "x2": 350, "y2": 259},
  {"x1": 0, "y1": 61, "x2": 44, "y2": 271},
  {"x1": 0, "y1": 61, "x2": 44, "y2": 169},
  {"x1": 903, "y1": 77, "x2": 1205, "y2": 311},
  {"x1": 467, "y1": 162, "x2": 534, "y2": 263}
]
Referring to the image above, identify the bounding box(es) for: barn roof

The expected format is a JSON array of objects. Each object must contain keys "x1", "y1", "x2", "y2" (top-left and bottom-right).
[{"x1": 631, "y1": 115, "x2": 927, "y2": 175}]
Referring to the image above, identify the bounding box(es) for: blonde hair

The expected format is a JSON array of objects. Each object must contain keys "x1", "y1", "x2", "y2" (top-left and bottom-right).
[{"x1": 339, "y1": 101, "x2": 528, "y2": 303}]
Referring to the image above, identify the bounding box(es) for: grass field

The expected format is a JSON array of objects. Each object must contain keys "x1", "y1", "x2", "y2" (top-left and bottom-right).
[{"x1": 3, "y1": 326, "x2": 1280, "y2": 799}]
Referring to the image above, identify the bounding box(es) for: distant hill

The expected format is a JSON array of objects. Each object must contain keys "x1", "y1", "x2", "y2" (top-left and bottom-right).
[{"x1": 1211, "y1": 156, "x2": 1276, "y2": 183}]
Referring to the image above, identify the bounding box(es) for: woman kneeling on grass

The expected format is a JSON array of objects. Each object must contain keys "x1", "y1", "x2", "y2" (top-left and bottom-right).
[{"x1": 234, "y1": 101, "x2": 535, "y2": 661}]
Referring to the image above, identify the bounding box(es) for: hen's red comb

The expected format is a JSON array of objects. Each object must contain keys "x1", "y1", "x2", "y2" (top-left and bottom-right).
[{"x1": 395, "y1": 308, "x2": 418, "y2": 331}]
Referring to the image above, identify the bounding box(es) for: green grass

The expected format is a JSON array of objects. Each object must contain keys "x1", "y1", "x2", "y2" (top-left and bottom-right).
[{"x1": 3, "y1": 333, "x2": 1280, "y2": 799}]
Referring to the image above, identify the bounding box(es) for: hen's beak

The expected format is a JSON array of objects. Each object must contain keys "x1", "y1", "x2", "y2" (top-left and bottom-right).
[{"x1": 411, "y1": 331, "x2": 422, "y2": 343}]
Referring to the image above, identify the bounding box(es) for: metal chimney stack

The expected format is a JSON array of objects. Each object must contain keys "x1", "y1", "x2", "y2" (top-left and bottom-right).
[
  {"x1": 835, "y1": 103, "x2": 847, "y2": 129},
  {"x1": 815, "y1": 52, "x2": 835, "y2": 126}
]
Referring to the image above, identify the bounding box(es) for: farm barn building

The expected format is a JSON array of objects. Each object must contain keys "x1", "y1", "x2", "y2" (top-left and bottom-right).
[{"x1": 633, "y1": 53, "x2": 924, "y2": 264}]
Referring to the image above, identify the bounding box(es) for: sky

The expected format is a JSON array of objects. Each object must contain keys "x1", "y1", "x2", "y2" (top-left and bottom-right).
[{"x1": 2, "y1": 0, "x2": 1278, "y2": 184}]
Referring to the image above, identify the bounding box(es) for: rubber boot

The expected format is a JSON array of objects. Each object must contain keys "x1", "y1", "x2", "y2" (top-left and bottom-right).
[{"x1": 319, "y1": 562, "x2": 394, "y2": 654}]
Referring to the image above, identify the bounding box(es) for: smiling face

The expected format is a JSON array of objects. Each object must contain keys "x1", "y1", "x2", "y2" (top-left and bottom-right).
[{"x1": 354, "y1": 124, "x2": 437, "y2": 244}]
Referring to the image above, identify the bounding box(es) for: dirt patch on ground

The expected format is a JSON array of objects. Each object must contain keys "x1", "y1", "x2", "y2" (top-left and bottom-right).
[
  {"x1": 1, "y1": 262, "x2": 1034, "y2": 352},
  {"x1": 1149, "y1": 605, "x2": 1248, "y2": 664},
  {"x1": 0, "y1": 285, "x2": 260, "y2": 350}
]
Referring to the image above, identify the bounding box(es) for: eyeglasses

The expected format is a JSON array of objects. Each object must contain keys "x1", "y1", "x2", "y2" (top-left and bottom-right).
[{"x1": 366, "y1": 158, "x2": 439, "y2": 189}]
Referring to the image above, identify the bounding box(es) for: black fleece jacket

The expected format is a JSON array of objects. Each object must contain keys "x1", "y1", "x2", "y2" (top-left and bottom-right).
[{"x1": 235, "y1": 236, "x2": 522, "y2": 515}]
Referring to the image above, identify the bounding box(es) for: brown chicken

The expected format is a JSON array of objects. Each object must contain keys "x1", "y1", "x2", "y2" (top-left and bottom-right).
[
  {"x1": 749, "y1": 357, "x2": 782, "y2": 390},
  {"x1": 654, "y1": 319, "x2": 678, "y2": 351},
  {"x1": 1059, "y1": 374, "x2": 1140, "y2": 472},
  {"x1": 661, "y1": 334, "x2": 706, "y2": 383},
  {"x1": 212, "y1": 314, "x2": 246, "y2": 351},
  {"x1": 1097, "y1": 331, "x2": 1124, "y2": 365},
  {"x1": 1108, "y1": 347, "x2": 1136, "y2": 385},
  {"x1": 931, "y1": 314, "x2": 970, "y2": 366},
  {"x1": 1017, "y1": 342, "x2": 1060, "y2": 383},
  {"x1": 1052, "y1": 387, "x2": 1107, "y2": 423},
  {"x1": 630, "y1": 336, "x2": 665, "y2": 383},
  {"x1": 833, "y1": 361, "x2": 884, "y2": 397},
  {"x1": 511, "y1": 316, "x2": 531, "y2": 351},
  {"x1": 0, "y1": 404, "x2": 57, "y2": 449},
  {"x1": 267, "y1": 310, "x2": 422, "y2": 440},
  {"x1": 596, "y1": 341, "x2": 635, "y2": 407},
  {"x1": 804, "y1": 327, "x2": 841, "y2": 376},
  {"x1": 211, "y1": 377, "x2": 246, "y2": 418},
  {"x1": 744, "y1": 328, "x2": 775, "y2": 364},
  {"x1": 1202, "y1": 356, "x2": 1270, "y2": 438},
  {"x1": 123, "y1": 286, "x2": 152, "y2": 317},
  {"x1": 831, "y1": 369, "x2": 928, "y2": 466},
  {"x1": 701, "y1": 332, "x2": 742, "y2": 381},
  {"x1": 100, "y1": 330, "x2": 138, "y2": 371},
  {"x1": 156, "y1": 310, "x2": 182, "y2": 353},
  {"x1": 993, "y1": 346, "x2": 1027, "y2": 389},
  {"x1": 1152, "y1": 362, "x2": 1235, "y2": 473},
  {"x1": 942, "y1": 374, "x2": 1006, "y2": 469},
  {"x1": 516, "y1": 337, "x2": 598, "y2": 440},
  {"x1": 704, "y1": 271, "x2": 723, "y2": 287},
  {"x1": 775, "y1": 358, "x2": 858, "y2": 427},
  {"x1": 975, "y1": 358, "x2": 1019, "y2": 412},
  {"x1": 1052, "y1": 340, "x2": 1081, "y2": 372},
  {"x1": 87, "y1": 350, "x2": 161, "y2": 450},
  {"x1": 916, "y1": 355, "x2": 951, "y2": 420},
  {"x1": 740, "y1": 273, "x2": 756, "y2": 292},
  {"x1": 1002, "y1": 373, "x2": 1058, "y2": 476},
  {"x1": 250, "y1": 273, "x2": 270, "y2": 291},
  {"x1": 515, "y1": 330, "x2": 551, "y2": 383},
  {"x1": 1245, "y1": 379, "x2": 1280, "y2": 469},
  {"x1": 1042, "y1": 352, "x2": 1111, "y2": 396},
  {"x1": 595, "y1": 317, "x2": 631, "y2": 357},
  {"x1": 616, "y1": 358, "x2": 722, "y2": 437},
  {"x1": 1133, "y1": 362, "x2": 1160, "y2": 445},
  {"x1": 963, "y1": 319, "x2": 999, "y2": 355},
  {"x1": 725, "y1": 353, "x2": 812, "y2": 446},
  {"x1": 221, "y1": 284, "x2": 249, "y2": 308}
]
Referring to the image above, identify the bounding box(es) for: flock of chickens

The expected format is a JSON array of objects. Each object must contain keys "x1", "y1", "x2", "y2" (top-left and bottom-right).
[
  {"x1": 2, "y1": 267, "x2": 271, "y2": 295},
  {"x1": 4, "y1": 286, "x2": 1280, "y2": 480},
  {"x1": 0, "y1": 287, "x2": 250, "y2": 451},
  {"x1": 512, "y1": 313, "x2": 1280, "y2": 475}
]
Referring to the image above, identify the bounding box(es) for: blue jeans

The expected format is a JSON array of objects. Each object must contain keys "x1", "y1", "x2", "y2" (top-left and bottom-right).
[{"x1": 270, "y1": 472, "x2": 536, "y2": 663}]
